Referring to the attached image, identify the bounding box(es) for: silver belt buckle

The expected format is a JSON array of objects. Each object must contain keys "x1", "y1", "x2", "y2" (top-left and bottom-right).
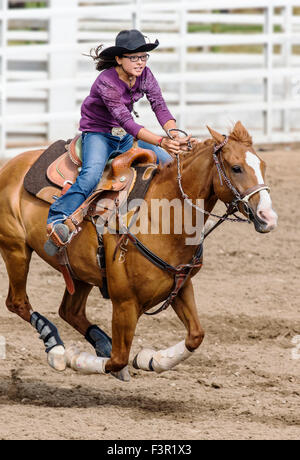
[{"x1": 111, "y1": 127, "x2": 126, "y2": 138}]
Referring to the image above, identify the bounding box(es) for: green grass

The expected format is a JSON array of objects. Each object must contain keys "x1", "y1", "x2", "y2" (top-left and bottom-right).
[
  {"x1": 24, "y1": 2, "x2": 47, "y2": 7},
  {"x1": 187, "y1": 22, "x2": 297, "y2": 54},
  {"x1": 188, "y1": 23, "x2": 283, "y2": 34},
  {"x1": 9, "y1": 2, "x2": 47, "y2": 7},
  {"x1": 188, "y1": 24, "x2": 263, "y2": 34}
]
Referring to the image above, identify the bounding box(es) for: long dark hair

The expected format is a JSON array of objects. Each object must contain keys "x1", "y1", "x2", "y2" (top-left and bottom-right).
[{"x1": 85, "y1": 44, "x2": 120, "y2": 72}]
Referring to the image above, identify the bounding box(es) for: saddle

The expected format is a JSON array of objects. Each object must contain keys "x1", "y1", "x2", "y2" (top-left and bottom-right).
[
  {"x1": 24, "y1": 135, "x2": 157, "y2": 206},
  {"x1": 24, "y1": 135, "x2": 159, "y2": 295}
]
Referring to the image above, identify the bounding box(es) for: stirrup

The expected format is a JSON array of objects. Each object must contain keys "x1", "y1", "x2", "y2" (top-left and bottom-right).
[{"x1": 44, "y1": 223, "x2": 71, "y2": 257}]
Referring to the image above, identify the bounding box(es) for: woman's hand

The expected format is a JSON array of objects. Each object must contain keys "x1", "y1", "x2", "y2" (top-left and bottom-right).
[
  {"x1": 160, "y1": 137, "x2": 181, "y2": 155},
  {"x1": 161, "y1": 135, "x2": 199, "y2": 156}
]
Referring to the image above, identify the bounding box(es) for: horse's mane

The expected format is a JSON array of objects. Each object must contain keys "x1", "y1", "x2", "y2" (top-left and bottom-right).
[
  {"x1": 155, "y1": 139, "x2": 214, "y2": 185},
  {"x1": 155, "y1": 121, "x2": 252, "y2": 184}
]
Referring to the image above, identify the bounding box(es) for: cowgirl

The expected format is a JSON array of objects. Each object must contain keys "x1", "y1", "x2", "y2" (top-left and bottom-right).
[{"x1": 45, "y1": 29, "x2": 194, "y2": 254}]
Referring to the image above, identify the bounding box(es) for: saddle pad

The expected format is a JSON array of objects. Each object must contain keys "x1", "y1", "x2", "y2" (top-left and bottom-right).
[
  {"x1": 24, "y1": 139, "x2": 70, "y2": 197},
  {"x1": 24, "y1": 138, "x2": 113, "y2": 204}
]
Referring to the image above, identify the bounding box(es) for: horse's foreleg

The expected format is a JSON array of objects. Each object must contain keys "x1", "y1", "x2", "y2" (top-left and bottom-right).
[
  {"x1": 133, "y1": 280, "x2": 204, "y2": 373},
  {"x1": 1, "y1": 242, "x2": 66, "y2": 371},
  {"x1": 58, "y1": 279, "x2": 112, "y2": 357},
  {"x1": 171, "y1": 279, "x2": 205, "y2": 352},
  {"x1": 66, "y1": 299, "x2": 138, "y2": 382},
  {"x1": 104, "y1": 299, "x2": 139, "y2": 376}
]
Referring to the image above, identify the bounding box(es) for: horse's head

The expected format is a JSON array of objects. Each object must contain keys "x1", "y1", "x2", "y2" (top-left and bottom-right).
[{"x1": 207, "y1": 121, "x2": 278, "y2": 233}]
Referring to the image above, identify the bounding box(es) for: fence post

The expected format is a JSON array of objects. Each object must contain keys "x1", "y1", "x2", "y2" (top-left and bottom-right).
[
  {"x1": 48, "y1": 0, "x2": 78, "y2": 142},
  {"x1": 179, "y1": 0, "x2": 186, "y2": 131},
  {"x1": 282, "y1": 4, "x2": 292, "y2": 135},
  {"x1": 0, "y1": 0, "x2": 7, "y2": 157},
  {"x1": 133, "y1": 0, "x2": 141, "y2": 29},
  {"x1": 263, "y1": 5, "x2": 273, "y2": 141}
]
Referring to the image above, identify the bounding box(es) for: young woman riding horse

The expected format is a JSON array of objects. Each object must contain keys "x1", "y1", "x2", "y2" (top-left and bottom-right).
[
  {"x1": 45, "y1": 29, "x2": 195, "y2": 255},
  {"x1": 0, "y1": 119, "x2": 277, "y2": 378}
]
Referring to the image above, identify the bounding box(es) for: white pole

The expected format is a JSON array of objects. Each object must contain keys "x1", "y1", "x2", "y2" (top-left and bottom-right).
[
  {"x1": 48, "y1": 0, "x2": 78, "y2": 142},
  {"x1": 179, "y1": 0, "x2": 187, "y2": 131},
  {"x1": 282, "y1": 4, "x2": 292, "y2": 135},
  {"x1": 0, "y1": 0, "x2": 7, "y2": 158},
  {"x1": 133, "y1": 0, "x2": 141, "y2": 30},
  {"x1": 263, "y1": 5, "x2": 273, "y2": 141}
]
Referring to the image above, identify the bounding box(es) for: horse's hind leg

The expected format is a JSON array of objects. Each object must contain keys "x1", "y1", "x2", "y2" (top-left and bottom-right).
[
  {"x1": 1, "y1": 240, "x2": 66, "y2": 371},
  {"x1": 3, "y1": 243, "x2": 33, "y2": 323}
]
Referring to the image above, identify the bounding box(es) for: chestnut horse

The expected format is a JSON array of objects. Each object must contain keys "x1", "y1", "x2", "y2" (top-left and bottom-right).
[{"x1": 0, "y1": 122, "x2": 277, "y2": 380}]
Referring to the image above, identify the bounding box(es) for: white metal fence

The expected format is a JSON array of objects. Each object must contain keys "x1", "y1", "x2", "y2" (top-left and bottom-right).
[{"x1": 1, "y1": 0, "x2": 300, "y2": 157}]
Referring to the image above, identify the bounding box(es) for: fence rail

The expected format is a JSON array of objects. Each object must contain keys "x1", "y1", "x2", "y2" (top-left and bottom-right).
[{"x1": 1, "y1": 0, "x2": 300, "y2": 157}]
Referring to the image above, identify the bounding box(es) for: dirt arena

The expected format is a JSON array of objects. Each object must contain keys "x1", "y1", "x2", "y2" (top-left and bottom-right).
[{"x1": 0, "y1": 147, "x2": 299, "y2": 440}]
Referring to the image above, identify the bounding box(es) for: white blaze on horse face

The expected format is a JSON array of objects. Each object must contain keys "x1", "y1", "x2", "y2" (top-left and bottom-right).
[{"x1": 245, "y1": 151, "x2": 278, "y2": 229}]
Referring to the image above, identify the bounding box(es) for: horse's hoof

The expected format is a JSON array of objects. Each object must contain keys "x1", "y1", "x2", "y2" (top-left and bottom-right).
[
  {"x1": 132, "y1": 348, "x2": 155, "y2": 371},
  {"x1": 47, "y1": 345, "x2": 67, "y2": 372},
  {"x1": 111, "y1": 365, "x2": 130, "y2": 382}
]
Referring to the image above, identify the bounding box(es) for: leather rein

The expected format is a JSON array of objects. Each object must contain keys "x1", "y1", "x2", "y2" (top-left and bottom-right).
[{"x1": 116, "y1": 130, "x2": 270, "y2": 315}]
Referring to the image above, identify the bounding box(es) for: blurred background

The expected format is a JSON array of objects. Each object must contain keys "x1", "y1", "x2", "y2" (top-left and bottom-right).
[{"x1": 0, "y1": 0, "x2": 300, "y2": 157}]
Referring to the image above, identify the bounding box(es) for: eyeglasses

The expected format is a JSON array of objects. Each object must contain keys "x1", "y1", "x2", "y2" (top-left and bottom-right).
[{"x1": 122, "y1": 54, "x2": 150, "y2": 62}]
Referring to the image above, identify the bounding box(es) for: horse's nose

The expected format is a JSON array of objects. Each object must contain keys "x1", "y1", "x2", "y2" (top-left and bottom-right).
[{"x1": 257, "y1": 208, "x2": 278, "y2": 231}]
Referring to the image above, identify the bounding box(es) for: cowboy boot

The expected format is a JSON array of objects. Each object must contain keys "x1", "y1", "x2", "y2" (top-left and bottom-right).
[{"x1": 44, "y1": 223, "x2": 71, "y2": 257}]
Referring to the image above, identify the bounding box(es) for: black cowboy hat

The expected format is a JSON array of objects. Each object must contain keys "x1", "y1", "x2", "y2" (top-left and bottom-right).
[{"x1": 99, "y1": 29, "x2": 159, "y2": 58}]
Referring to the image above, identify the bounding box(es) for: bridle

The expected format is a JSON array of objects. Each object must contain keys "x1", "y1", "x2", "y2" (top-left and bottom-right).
[
  {"x1": 212, "y1": 134, "x2": 270, "y2": 208},
  {"x1": 167, "y1": 129, "x2": 270, "y2": 238}
]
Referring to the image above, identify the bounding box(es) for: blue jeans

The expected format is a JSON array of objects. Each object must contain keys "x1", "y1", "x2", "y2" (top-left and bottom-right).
[{"x1": 47, "y1": 132, "x2": 171, "y2": 225}]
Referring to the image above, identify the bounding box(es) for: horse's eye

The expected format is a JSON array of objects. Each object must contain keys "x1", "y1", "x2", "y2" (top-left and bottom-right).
[{"x1": 231, "y1": 165, "x2": 243, "y2": 174}]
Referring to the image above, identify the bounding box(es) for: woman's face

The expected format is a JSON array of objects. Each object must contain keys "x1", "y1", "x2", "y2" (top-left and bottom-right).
[{"x1": 116, "y1": 52, "x2": 148, "y2": 78}]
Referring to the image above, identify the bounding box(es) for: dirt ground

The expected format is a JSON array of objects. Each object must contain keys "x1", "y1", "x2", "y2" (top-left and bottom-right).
[{"x1": 0, "y1": 148, "x2": 299, "y2": 440}]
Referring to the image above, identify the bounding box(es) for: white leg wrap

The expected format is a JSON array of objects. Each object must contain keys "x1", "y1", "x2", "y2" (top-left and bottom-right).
[
  {"x1": 65, "y1": 344, "x2": 109, "y2": 374},
  {"x1": 134, "y1": 340, "x2": 193, "y2": 374},
  {"x1": 65, "y1": 344, "x2": 130, "y2": 381},
  {"x1": 72, "y1": 352, "x2": 109, "y2": 374},
  {"x1": 65, "y1": 343, "x2": 81, "y2": 367},
  {"x1": 151, "y1": 340, "x2": 193, "y2": 373},
  {"x1": 47, "y1": 345, "x2": 67, "y2": 372},
  {"x1": 133, "y1": 348, "x2": 156, "y2": 371}
]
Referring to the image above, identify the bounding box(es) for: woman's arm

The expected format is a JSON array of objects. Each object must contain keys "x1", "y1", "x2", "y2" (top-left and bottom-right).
[
  {"x1": 163, "y1": 119, "x2": 177, "y2": 135},
  {"x1": 137, "y1": 124, "x2": 191, "y2": 156}
]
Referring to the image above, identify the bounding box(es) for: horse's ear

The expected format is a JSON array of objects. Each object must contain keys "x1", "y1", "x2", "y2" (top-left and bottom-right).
[
  {"x1": 231, "y1": 121, "x2": 252, "y2": 146},
  {"x1": 206, "y1": 126, "x2": 224, "y2": 144}
]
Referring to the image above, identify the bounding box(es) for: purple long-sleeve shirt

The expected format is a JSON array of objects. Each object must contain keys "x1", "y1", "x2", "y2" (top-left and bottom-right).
[{"x1": 79, "y1": 66, "x2": 175, "y2": 138}]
